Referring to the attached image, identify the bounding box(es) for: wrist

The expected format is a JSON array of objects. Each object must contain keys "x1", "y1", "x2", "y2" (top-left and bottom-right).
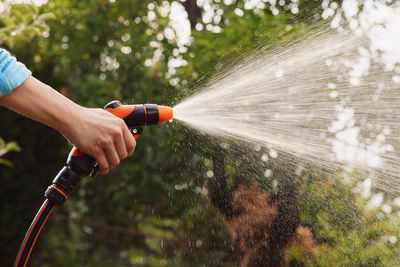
[{"x1": 53, "y1": 101, "x2": 85, "y2": 138}]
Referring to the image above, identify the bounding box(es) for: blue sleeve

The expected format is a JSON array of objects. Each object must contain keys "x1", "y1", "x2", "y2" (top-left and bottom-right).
[{"x1": 0, "y1": 48, "x2": 32, "y2": 96}]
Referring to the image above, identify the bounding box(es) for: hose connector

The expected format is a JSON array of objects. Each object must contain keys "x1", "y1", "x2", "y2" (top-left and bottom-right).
[{"x1": 44, "y1": 166, "x2": 81, "y2": 205}]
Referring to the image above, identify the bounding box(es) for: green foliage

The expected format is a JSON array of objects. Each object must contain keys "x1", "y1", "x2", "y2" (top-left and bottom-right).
[
  {"x1": 292, "y1": 171, "x2": 400, "y2": 266},
  {"x1": 0, "y1": 1, "x2": 55, "y2": 48},
  {"x1": 0, "y1": 137, "x2": 20, "y2": 167}
]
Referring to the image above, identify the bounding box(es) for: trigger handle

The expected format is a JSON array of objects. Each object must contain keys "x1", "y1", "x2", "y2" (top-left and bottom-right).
[{"x1": 104, "y1": 100, "x2": 122, "y2": 109}]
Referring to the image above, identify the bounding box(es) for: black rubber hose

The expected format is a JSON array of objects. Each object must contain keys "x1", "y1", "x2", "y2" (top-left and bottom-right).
[{"x1": 14, "y1": 199, "x2": 56, "y2": 267}]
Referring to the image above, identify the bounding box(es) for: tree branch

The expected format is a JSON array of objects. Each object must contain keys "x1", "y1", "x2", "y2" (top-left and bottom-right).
[
  {"x1": 56, "y1": 214, "x2": 188, "y2": 247},
  {"x1": 181, "y1": 0, "x2": 202, "y2": 29}
]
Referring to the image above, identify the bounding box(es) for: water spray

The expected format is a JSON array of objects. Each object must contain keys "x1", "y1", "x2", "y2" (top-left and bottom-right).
[
  {"x1": 14, "y1": 100, "x2": 173, "y2": 267},
  {"x1": 173, "y1": 27, "x2": 400, "y2": 195}
]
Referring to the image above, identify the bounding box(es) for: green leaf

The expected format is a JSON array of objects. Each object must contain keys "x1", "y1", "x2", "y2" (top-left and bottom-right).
[
  {"x1": 27, "y1": 3, "x2": 39, "y2": 14},
  {"x1": 1, "y1": 16, "x2": 15, "y2": 27},
  {"x1": 3, "y1": 38, "x2": 14, "y2": 49},
  {"x1": 0, "y1": 158, "x2": 13, "y2": 167},
  {"x1": 5, "y1": 142, "x2": 21, "y2": 152},
  {"x1": 22, "y1": 26, "x2": 41, "y2": 39},
  {"x1": 38, "y1": 13, "x2": 56, "y2": 21},
  {"x1": 10, "y1": 4, "x2": 34, "y2": 17}
]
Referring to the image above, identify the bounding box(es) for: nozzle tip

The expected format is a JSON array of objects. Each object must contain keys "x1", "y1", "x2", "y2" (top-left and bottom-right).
[{"x1": 158, "y1": 105, "x2": 173, "y2": 123}]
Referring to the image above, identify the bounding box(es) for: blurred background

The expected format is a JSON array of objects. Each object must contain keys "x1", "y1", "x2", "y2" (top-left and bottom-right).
[{"x1": 1, "y1": 0, "x2": 400, "y2": 266}]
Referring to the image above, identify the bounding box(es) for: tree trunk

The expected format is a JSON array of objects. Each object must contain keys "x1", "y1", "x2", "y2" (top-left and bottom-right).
[{"x1": 181, "y1": 0, "x2": 202, "y2": 29}]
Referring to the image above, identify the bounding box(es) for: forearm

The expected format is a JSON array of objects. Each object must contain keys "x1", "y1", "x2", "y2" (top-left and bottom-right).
[
  {"x1": 0, "y1": 76, "x2": 80, "y2": 134},
  {"x1": 0, "y1": 49, "x2": 135, "y2": 174}
]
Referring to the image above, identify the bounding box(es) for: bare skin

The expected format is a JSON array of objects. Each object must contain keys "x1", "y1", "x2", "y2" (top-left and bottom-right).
[{"x1": 0, "y1": 76, "x2": 136, "y2": 174}]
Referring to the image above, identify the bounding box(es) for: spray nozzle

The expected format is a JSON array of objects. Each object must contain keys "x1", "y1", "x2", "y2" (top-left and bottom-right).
[{"x1": 157, "y1": 105, "x2": 174, "y2": 123}]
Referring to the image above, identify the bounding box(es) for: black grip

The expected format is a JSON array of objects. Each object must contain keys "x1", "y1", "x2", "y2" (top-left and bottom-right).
[
  {"x1": 144, "y1": 104, "x2": 159, "y2": 125},
  {"x1": 104, "y1": 100, "x2": 122, "y2": 109},
  {"x1": 123, "y1": 105, "x2": 146, "y2": 127},
  {"x1": 66, "y1": 149, "x2": 97, "y2": 177},
  {"x1": 52, "y1": 166, "x2": 82, "y2": 193}
]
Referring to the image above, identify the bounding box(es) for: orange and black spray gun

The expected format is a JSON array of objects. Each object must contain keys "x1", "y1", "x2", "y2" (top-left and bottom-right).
[{"x1": 14, "y1": 100, "x2": 173, "y2": 267}]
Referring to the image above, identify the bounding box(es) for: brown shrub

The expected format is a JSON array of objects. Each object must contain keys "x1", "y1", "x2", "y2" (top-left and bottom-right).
[{"x1": 226, "y1": 184, "x2": 315, "y2": 266}]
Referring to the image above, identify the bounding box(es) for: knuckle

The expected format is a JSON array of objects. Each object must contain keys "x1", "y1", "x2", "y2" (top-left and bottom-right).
[
  {"x1": 93, "y1": 147, "x2": 101, "y2": 154},
  {"x1": 125, "y1": 143, "x2": 133, "y2": 153},
  {"x1": 99, "y1": 138, "x2": 110, "y2": 147},
  {"x1": 107, "y1": 137, "x2": 115, "y2": 146},
  {"x1": 119, "y1": 119, "x2": 127, "y2": 128},
  {"x1": 128, "y1": 140, "x2": 135, "y2": 148},
  {"x1": 112, "y1": 128, "x2": 121, "y2": 138}
]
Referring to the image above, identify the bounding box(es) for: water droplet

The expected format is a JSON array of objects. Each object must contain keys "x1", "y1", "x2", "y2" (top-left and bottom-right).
[
  {"x1": 220, "y1": 142, "x2": 230, "y2": 149},
  {"x1": 382, "y1": 204, "x2": 392, "y2": 214},
  {"x1": 269, "y1": 149, "x2": 278, "y2": 158},
  {"x1": 327, "y1": 82, "x2": 336, "y2": 89},
  {"x1": 273, "y1": 112, "x2": 281, "y2": 119},
  {"x1": 274, "y1": 68, "x2": 285, "y2": 78},
  {"x1": 330, "y1": 91, "x2": 339, "y2": 98},
  {"x1": 261, "y1": 154, "x2": 269, "y2": 162},
  {"x1": 392, "y1": 75, "x2": 400, "y2": 83},
  {"x1": 385, "y1": 144, "x2": 394, "y2": 152}
]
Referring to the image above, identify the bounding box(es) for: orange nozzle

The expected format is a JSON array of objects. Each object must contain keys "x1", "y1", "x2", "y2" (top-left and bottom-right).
[{"x1": 158, "y1": 105, "x2": 173, "y2": 124}]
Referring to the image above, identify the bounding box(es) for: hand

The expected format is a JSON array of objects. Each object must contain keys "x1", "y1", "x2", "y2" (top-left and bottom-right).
[
  {"x1": 0, "y1": 76, "x2": 136, "y2": 174},
  {"x1": 61, "y1": 107, "x2": 136, "y2": 174}
]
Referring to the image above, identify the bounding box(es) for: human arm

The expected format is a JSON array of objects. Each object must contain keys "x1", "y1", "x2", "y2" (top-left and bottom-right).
[{"x1": 0, "y1": 51, "x2": 135, "y2": 174}]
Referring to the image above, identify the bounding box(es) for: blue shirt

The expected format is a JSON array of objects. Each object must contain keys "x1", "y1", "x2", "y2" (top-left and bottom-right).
[{"x1": 0, "y1": 49, "x2": 31, "y2": 96}]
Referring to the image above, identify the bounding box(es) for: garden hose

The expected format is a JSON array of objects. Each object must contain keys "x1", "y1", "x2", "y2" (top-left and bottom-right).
[
  {"x1": 14, "y1": 199, "x2": 56, "y2": 267},
  {"x1": 14, "y1": 100, "x2": 173, "y2": 267}
]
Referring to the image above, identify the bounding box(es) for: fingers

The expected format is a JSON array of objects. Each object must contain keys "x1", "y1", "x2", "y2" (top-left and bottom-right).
[
  {"x1": 114, "y1": 123, "x2": 128, "y2": 160},
  {"x1": 115, "y1": 120, "x2": 136, "y2": 159},
  {"x1": 122, "y1": 124, "x2": 136, "y2": 156},
  {"x1": 66, "y1": 108, "x2": 137, "y2": 176},
  {"x1": 95, "y1": 149, "x2": 109, "y2": 175},
  {"x1": 98, "y1": 120, "x2": 136, "y2": 175},
  {"x1": 104, "y1": 144, "x2": 120, "y2": 173}
]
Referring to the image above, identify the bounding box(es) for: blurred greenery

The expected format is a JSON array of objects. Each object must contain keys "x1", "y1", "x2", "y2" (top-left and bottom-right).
[
  {"x1": 0, "y1": 0, "x2": 399, "y2": 266},
  {"x1": 0, "y1": 137, "x2": 20, "y2": 167},
  {"x1": 0, "y1": 1, "x2": 55, "y2": 48}
]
